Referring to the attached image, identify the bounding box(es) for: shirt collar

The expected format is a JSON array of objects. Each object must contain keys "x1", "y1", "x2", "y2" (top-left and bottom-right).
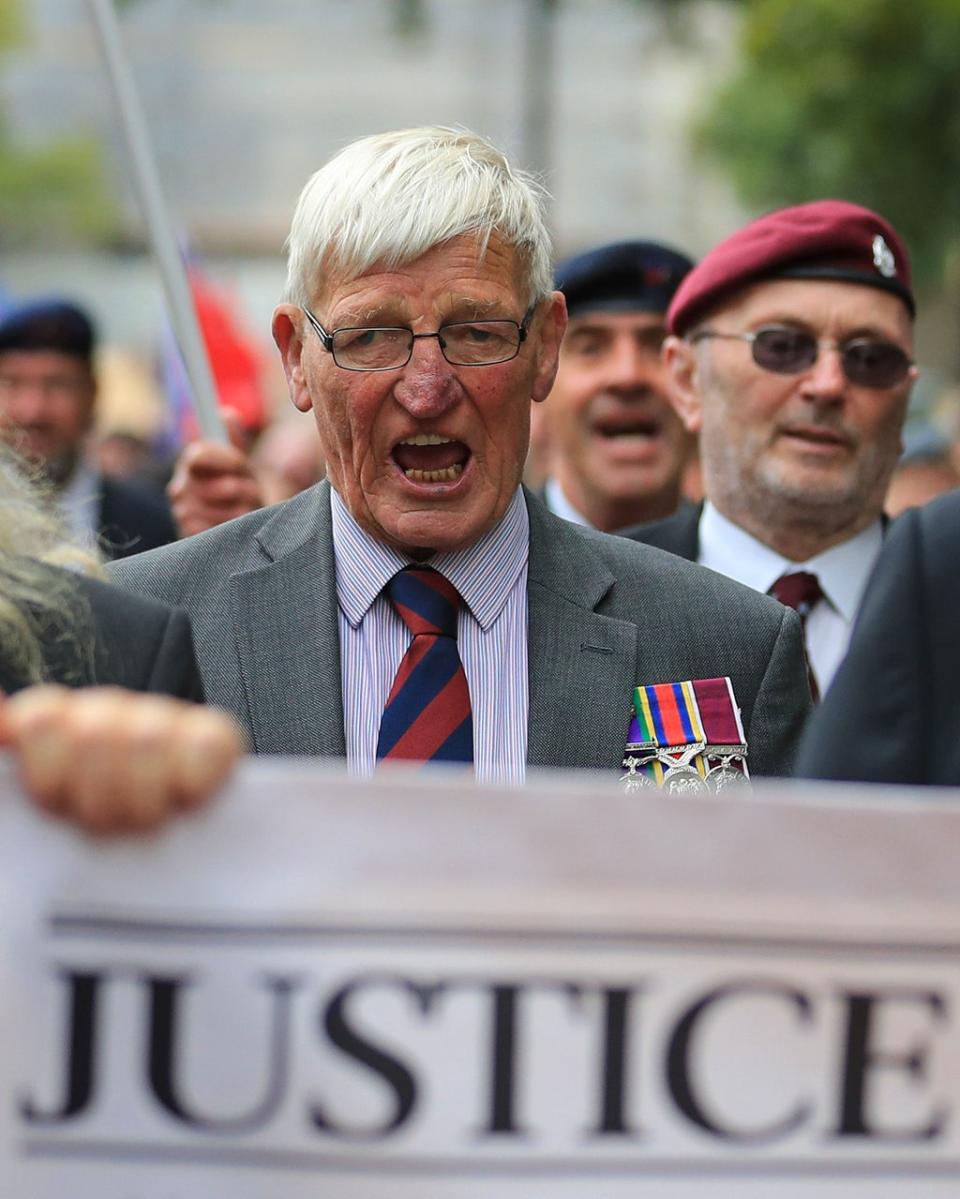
[
  {"x1": 57, "y1": 460, "x2": 101, "y2": 538},
  {"x1": 699, "y1": 501, "x2": 883, "y2": 622},
  {"x1": 331, "y1": 486, "x2": 529, "y2": 632},
  {"x1": 544, "y1": 477, "x2": 593, "y2": 528}
]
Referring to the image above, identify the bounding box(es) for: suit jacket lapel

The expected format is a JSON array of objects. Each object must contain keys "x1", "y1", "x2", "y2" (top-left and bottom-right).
[
  {"x1": 230, "y1": 483, "x2": 346, "y2": 756},
  {"x1": 525, "y1": 492, "x2": 639, "y2": 770}
]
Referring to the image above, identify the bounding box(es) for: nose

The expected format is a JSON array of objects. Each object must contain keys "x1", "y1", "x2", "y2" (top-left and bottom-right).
[
  {"x1": 604, "y1": 337, "x2": 657, "y2": 393},
  {"x1": 4, "y1": 381, "x2": 52, "y2": 425},
  {"x1": 800, "y1": 344, "x2": 847, "y2": 404},
  {"x1": 392, "y1": 335, "x2": 461, "y2": 419}
]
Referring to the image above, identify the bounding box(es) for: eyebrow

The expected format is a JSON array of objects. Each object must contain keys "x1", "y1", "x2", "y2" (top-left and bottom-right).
[
  {"x1": 328, "y1": 296, "x2": 506, "y2": 328},
  {"x1": 749, "y1": 315, "x2": 905, "y2": 342},
  {"x1": 328, "y1": 303, "x2": 409, "y2": 327},
  {"x1": 565, "y1": 320, "x2": 614, "y2": 336},
  {"x1": 439, "y1": 296, "x2": 505, "y2": 320}
]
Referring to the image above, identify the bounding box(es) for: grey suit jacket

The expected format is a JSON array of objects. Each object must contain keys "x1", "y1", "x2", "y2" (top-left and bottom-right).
[{"x1": 109, "y1": 483, "x2": 810, "y2": 775}]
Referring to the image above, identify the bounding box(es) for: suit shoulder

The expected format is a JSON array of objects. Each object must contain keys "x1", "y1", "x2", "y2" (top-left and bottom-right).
[
  {"x1": 107, "y1": 490, "x2": 318, "y2": 604},
  {"x1": 542, "y1": 511, "x2": 790, "y2": 632},
  {"x1": 78, "y1": 571, "x2": 188, "y2": 627},
  {"x1": 890, "y1": 491, "x2": 960, "y2": 587},
  {"x1": 101, "y1": 474, "x2": 169, "y2": 517},
  {"x1": 617, "y1": 501, "x2": 700, "y2": 557},
  {"x1": 70, "y1": 572, "x2": 202, "y2": 698},
  {"x1": 98, "y1": 474, "x2": 178, "y2": 557}
]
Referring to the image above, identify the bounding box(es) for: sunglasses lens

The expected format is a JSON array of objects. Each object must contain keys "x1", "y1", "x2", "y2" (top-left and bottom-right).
[
  {"x1": 751, "y1": 328, "x2": 817, "y2": 374},
  {"x1": 842, "y1": 339, "x2": 910, "y2": 388},
  {"x1": 750, "y1": 328, "x2": 911, "y2": 388}
]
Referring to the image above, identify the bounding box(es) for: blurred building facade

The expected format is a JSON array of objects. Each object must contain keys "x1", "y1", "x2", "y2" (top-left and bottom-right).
[{"x1": 1, "y1": 0, "x2": 743, "y2": 352}]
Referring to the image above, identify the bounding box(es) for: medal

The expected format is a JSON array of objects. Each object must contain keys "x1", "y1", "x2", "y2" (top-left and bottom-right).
[{"x1": 620, "y1": 677, "x2": 749, "y2": 794}]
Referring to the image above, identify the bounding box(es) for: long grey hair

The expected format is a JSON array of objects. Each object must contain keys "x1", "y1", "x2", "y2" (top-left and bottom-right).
[{"x1": 0, "y1": 445, "x2": 102, "y2": 687}]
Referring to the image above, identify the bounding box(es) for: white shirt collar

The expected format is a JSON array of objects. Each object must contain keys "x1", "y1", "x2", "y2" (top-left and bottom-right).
[
  {"x1": 544, "y1": 477, "x2": 594, "y2": 528},
  {"x1": 331, "y1": 486, "x2": 529, "y2": 633},
  {"x1": 56, "y1": 460, "x2": 101, "y2": 539},
  {"x1": 698, "y1": 501, "x2": 883, "y2": 621}
]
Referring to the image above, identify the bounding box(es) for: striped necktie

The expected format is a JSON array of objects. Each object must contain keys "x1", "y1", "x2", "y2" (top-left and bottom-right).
[
  {"x1": 376, "y1": 567, "x2": 474, "y2": 764},
  {"x1": 769, "y1": 571, "x2": 824, "y2": 702}
]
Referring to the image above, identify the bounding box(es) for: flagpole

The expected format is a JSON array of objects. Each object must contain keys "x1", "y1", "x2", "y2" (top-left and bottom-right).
[{"x1": 87, "y1": 0, "x2": 226, "y2": 442}]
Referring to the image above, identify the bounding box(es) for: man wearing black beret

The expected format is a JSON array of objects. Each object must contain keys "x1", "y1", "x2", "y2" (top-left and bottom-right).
[
  {"x1": 539, "y1": 240, "x2": 695, "y2": 532},
  {"x1": 0, "y1": 299, "x2": 177, "y2": 559},
  {"x1": 623, "y1": 200, "x2": 917, "y2": 699}
]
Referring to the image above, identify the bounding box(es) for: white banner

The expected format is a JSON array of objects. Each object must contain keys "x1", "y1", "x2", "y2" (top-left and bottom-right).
[{"x1": 2, "y1": 760, "x2": 960, "y2": 1197}]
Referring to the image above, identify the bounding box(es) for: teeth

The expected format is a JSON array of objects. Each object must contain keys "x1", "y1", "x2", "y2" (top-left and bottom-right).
[
  {"x1": 399, "y1": 433, "x2": 453, "y2": 446},
  {"x1": 404, "y1": 465, "x2": 463, "y2": 483}
]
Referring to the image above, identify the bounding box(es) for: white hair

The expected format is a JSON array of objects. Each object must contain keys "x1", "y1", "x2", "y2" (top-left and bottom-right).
[
  {"x1": 283, "y1": 126, "x2": 554, "y2": 308},
  {"x1": 0, "y1": 445, "x2": 101, "y2": 686}
]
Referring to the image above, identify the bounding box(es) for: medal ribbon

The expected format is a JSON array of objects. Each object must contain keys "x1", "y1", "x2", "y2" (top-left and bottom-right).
[{"x1": 624, "y1": 676, "x2": 747, "y2": 787}]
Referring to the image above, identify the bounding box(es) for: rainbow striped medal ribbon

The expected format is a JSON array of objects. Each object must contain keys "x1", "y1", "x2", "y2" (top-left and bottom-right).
[{"x1": 621, "y1": 676, "x2": 749, "y2": 794}]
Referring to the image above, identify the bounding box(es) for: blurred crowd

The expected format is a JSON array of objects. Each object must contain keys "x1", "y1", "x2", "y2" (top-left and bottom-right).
[
  {"x1": 2, "y1": 124, "x2": 960, "y2": 833},
  {"x1": 1, "y1": 268, "x2": 956, "y2": 564}
]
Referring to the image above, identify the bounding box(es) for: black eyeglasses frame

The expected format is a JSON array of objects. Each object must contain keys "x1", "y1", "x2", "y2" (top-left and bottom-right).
[{"x1": 300, "y1": 304, "x2": 537, "y2": 372}]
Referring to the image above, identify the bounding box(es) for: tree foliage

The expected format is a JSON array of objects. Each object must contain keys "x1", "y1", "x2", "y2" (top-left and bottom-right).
[
  {"x1": 0, "y1": 0, "x2": 116, "y2": 246},
  {"x1": 698, "y1": 0, "x2": 960, "y2": 287}
]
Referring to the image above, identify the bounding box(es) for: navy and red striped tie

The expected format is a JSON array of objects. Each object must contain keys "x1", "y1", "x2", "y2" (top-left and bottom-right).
[
  {"x1": 769, "y1": 571, "x2": 823, "y2": 702},
  {"x1": 376, "y1": 567, "x2": 474, "y2": 765}
]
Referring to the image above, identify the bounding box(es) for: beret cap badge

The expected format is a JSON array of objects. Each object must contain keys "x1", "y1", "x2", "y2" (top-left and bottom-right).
[
  {"x1": 872, "y1": 234, "x2": 897, "y2": 279},
  {"x1": 666, "y1": 200, "x2": 914, "y2": 333}
]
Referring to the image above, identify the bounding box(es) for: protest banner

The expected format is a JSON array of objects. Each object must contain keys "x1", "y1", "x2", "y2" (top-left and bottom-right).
[{"x1": 2, "y1": 760, "x2": 959, "y2": 1197}]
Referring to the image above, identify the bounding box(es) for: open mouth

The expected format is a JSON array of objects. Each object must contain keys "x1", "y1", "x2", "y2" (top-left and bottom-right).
[
  {"x1": 592, "y1": 416, "x2": 662, "y2": 441},
  {"x1": 781, "y1": 425, "x2": 851, "y2": 451},
  {"x1": 392, "y1": 433, "x2": 471, "y2": 483}
]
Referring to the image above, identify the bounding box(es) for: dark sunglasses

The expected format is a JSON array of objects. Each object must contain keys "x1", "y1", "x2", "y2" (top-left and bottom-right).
[{"x1": 690, "y1": 325, "x2": 913, "y2": 390}]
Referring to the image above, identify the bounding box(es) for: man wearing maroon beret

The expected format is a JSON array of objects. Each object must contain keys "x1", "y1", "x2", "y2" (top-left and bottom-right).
[{"x1": 622, "y1": 200, "x2": 918, "y2": 699}]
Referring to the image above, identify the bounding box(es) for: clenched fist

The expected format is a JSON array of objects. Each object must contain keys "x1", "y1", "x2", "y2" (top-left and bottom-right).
[
  {"x1": 0, "y1": 686, "x2": 245, "y2": 834},
  {"x1": 168, "y1": 410, "x2": 265, "y2": 538}
]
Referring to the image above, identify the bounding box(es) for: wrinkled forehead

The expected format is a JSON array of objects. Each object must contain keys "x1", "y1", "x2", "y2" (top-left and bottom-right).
[
  {"x1": 309, "y1": 232, "x2": 532, "y2": 311},
  {"x1": 695, "y1": 277, "x2": 915, "y2": 344}
]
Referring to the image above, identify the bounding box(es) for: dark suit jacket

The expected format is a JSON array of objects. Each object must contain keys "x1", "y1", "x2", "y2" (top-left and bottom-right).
[
  {"x1": 539, "y1": 481, "x2": 697, "y2": 538},
  {"x1": 109, "y1": 482, "x2": 811, "y2": 776},
  {"x1": 622, "y1": 504, "x2": 892, "y2": 564},
  {"x1": 796, "y1": 492, "x2": 960, "y2": 785},
  {"x1": 97, "y1": 475, "x2": 178, "y2": 561},
  {"x1": 619, "y1": 502, "x2": 702, "y2": 560},
  {"x1": 0, "y1": 568, "x2": 203, "y2": 700}
]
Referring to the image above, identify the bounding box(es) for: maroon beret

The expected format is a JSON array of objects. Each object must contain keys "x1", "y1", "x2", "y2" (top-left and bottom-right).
[{"x1": 666, "y1": 200, "x2": 914, "y2": 335}]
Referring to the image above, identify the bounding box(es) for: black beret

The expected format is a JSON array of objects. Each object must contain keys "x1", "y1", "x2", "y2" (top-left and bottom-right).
[
  {"x1": 555, "y1": 240, "x2": 694, "y2": 318},
  {"x1": 0, "y1": 299, "x2": 96, "y2": 361}
]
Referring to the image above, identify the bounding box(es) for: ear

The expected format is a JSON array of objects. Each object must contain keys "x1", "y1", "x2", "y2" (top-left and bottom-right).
[
  {"x1": 272, "y1": 305, "x2": 313, "y2": 414},
  {"x1": 662, "y1": 334, "x2": 703, "y2": 435},
  {"x1": 530, "y1": 291, "x2": 567, "y2": 405}
]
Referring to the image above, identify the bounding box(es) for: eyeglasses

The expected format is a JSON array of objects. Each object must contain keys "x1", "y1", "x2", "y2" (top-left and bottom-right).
[
  {"x1": 301, "y1": 305, "x2": 535, "y2": 371},
  {"x1": 690, "y1": 325, "x2": 913, "y2": 390}
]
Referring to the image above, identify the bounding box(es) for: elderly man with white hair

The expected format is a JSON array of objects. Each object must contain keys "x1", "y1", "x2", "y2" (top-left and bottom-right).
[{"x1": 112, "y1": 126, "x2": 810, "y2": 781}]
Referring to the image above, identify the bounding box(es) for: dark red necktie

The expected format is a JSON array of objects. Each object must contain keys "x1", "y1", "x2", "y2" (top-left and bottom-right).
[
  {"x1": 769, "y1": 571, "x2": 823, "y2": 702},
  {"x1": 376, "y1": 567, "x2": 474, "y2": 764}
]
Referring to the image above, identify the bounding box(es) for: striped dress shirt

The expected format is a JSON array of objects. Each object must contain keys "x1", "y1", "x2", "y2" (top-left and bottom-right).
[{"x1": 331, "y1": 487, "x2": 529, "y2": 783}]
